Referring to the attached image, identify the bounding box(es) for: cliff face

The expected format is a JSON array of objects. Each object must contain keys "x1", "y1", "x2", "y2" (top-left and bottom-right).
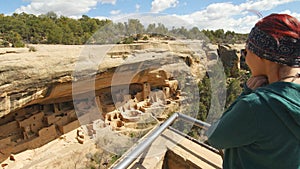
[
  {"x1": 217, "y1": 44, "x2": 247, "y2": 77},
  {"x1": 0, "y1": 45, "x2": 78, "y2": 116},
  {"x1": 0, "y1": 41, "x2": 210, "y2": 117}
]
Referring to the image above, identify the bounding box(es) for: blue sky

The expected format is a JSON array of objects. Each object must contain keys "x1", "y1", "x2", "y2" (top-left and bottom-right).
[{"x1": 1, "y1": 0, "x2": 300, "y2": 33}]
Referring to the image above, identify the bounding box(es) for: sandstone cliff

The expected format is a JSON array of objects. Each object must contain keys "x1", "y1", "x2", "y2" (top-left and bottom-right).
[
  {"x1": 0, "y1": 41, "x2": 208, "y2": 117},
  {"x1": 0, "y1": 39, "x2": 245, "y2": 165}
]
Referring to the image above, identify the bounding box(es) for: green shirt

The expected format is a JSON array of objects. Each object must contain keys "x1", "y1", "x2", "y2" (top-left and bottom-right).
[{"x1": 207, "y1": 82, "x2": 300, "y2": 169}]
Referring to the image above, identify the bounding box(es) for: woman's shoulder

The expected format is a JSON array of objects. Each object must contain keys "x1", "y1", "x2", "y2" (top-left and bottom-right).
[
  {"x1": 238, "y1": 91, "x2": 262, "y2": 104},
  {"x1": 255, "y1": 82, "x2": 300, "y2": 99}
]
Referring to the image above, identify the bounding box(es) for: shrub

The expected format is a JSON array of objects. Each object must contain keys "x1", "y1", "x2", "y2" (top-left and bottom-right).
[
  {"x1": 143, "y1": 36, "x2": 149, "y2": 40},
  {"x1": 123, "y1": 37, "x2": 134, "y2": 44},
  {"x1": 13, "y1": 41, "x2": 25, "y2": 47},
  {"x1": 2, "y1": 41, "x2": 10, "y2": 47},
  {"x1": 28, "y1": 46, "x2": 37, "y2": 52}
]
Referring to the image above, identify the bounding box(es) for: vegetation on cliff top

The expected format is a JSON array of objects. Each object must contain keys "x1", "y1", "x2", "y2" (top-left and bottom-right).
[{"x1": 0, "y1": 12, "x2": 247, "y2": 47}]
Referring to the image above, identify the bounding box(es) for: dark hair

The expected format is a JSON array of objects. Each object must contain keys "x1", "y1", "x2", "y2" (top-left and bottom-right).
[{"x1": 255, "y1": 13, "x2": 300, "y2": 40}]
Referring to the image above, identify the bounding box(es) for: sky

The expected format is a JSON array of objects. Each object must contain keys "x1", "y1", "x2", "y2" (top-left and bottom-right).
[{"x1": 1, "y1": 0, "x2": 300, "y2": 33}]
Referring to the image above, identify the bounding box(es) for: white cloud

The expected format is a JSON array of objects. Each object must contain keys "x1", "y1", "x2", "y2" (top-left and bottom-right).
[
  {"x1": 240, "y1": 0, "x2": 296, "y2": 12},
  {"x1": 109, "y1": 0, "x2": 300, "y2": 34},
  {"x1": 136, "y1": 4, "x2": 140, "y2": 12},
  {"x1": 126, "y1": 0, "x2": 297, "y2": 33},
  {"x1": 15, "y1": 0, "x2": 99, "y2": 17},
  {"x1": 99, "y1": 0, "x2": 116, "y2": 5},
  {"x1": 278, "y1": 9, "x2": 300, "y2": 20},
  {"x1": 151, "y1": 0, "x2": 179, "y2": 13},
  {"x1": 170, "y1": 2, "x2": 254, "y2": 33},
  {"x1": 94, "y1": 16, "x2": 110, "y2": 20},
  {"x1": 174, "y1": 0, "x2": 299, "y2": 33},
  {"x1": 110, "y1": 10, "x2": 121, "y2": 15},
  {"x1": 97, "y1": 0, "x2": 300, "y2": 33}
]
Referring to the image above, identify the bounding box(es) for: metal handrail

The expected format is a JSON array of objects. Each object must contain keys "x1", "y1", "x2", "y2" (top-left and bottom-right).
[{"x1": 111, "y1": 112, "x2": 211, "y2": 169}]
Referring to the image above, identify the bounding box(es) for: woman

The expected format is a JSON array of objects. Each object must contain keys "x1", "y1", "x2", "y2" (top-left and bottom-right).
[{"x1": 207, "y1": 13, "x2": 300, "y2": 169}]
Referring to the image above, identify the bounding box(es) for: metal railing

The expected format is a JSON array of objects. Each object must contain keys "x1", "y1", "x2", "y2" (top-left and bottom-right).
[{"x1": 111, "y1": 112, "x2": 212, "y2": 169}]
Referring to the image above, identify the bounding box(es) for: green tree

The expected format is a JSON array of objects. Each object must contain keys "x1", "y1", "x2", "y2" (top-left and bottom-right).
[
  {"x1": 198, "y1": 74, "x2": 212, "y2": 121},
  {"x1": 46, "y1": 11, "x2": 58, "y2": 20},
  {"x1": 126, "y1": 19, "x2": 144, "y2": 35},
  {"x1": 187, "y1": 27, "x2": 207, "y2": 40},
  {"x1": 56, "y1": 16, "x2": 76, "y2": 44},
  {"x1": 146, "y1": 23, "x2": 156, "y2": 33},
  {"x1": 0, "y1": 12, "x2": 249, "y2": 45},
  {"x1": 226, "y1": 78, "x2": 242, "y2": 108},
  {"x1": 154, "y1": 23, "x2": 168, "y2": 35},
  {"x1": 47, "y1": 25, "x2": 63, "y2": 44},
  {"x1": 79, "y1": 15, "x2": 98, "y2": 33},
  {"x1": 4, "y1": 31, "x2": 24, "y2": 47}
]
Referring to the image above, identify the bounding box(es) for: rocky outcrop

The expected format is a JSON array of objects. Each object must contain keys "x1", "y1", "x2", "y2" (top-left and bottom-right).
[{"x1": 217, "y1": 44, "x2": 246, "y2": 77}]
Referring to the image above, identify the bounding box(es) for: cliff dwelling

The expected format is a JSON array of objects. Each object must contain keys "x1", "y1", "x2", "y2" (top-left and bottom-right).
[{"x1": 0, "y1": 39, "x2": 209, "y2": 163}]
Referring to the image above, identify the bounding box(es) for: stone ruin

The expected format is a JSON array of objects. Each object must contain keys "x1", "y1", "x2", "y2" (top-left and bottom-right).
[
  {"x1": 0, "y1": 68, "x2": 181, "y2": 162},
  {"x1": 0, "y1": 39, "x2": 211, "y2": 162}
]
